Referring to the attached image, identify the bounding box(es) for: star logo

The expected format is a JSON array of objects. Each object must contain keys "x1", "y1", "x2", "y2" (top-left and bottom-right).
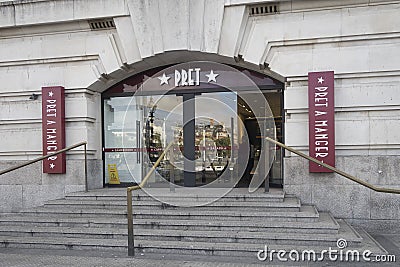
[
  {"x1": 317, "y1": 77, "x2": 324, "y2": 84},
  {"x1": 205, "y1": 70, "x2": 219, "y2": 83},
  {"x1": 49, "y1": 91, "x2": 54, "y2": 97},
  {"x1": 49, "y1": 163, "x2": 55, "y2": 169},
  {"x1": 158, "y1": 73, "x2": 171, "y2": 85}
]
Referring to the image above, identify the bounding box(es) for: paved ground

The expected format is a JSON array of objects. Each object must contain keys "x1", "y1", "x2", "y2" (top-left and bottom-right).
[
  {"x1": 0, "y1": 248, "x2": 268, "y2": 267},
  {"x1": 0, "y1": 232, "x2": 398, "y2": 267}
]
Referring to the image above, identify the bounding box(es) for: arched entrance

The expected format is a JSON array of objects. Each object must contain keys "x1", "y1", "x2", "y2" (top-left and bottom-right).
[{"x1": 101, "y1": 61, "x2": 284, "y2": 189}]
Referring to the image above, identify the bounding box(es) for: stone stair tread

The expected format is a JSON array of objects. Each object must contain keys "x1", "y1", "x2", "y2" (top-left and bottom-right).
[
  {"x1": 20, "y1": 208, "x2": 127, "y2": 215},
  {"x1": 0, "y1": 225, "x2": 126, "y2": 235},
  {"x1": 140, "y1": 212, "x2": 335, "y2": 228},
  {"x1": 0, "y1": 235, "x2": 126, "y2": 247},
  {"x1": 0, "y1": 188, "x2": 386, "y2": 258},
  {"x1": 65, "y1": 193, "x2": 285, "y2": 203},
  {"x1": 0, "y1": 224, "x2": 346, "y2": 241},
  {"x1": 0, "y1": 215, "x2": 347, "y2": 243},
  {"x1": 136, "y1": 236, "x2": 387, "y2": 255},
  {"x1": 45, "y1": 197, "x2": 299, "y2": 207},
  {"x1": 0, "y1": 233, "x2": 386, "y2": 255},
  {"x1": 66, "y1": 188, "x2": 285, "y2": 199},
  {"x1": 0, "y1": 215, "x2": 120, "y2": 223},
  {"x1": 134, "y1": 205, "x2": 318, "y2": 217},
  {"x1": 133, "y1": 212, "x2": 334, "y2": 229},
  {"x1": 0, "y1": 212, "x2": 337, "y2": 229},
  {"x1": 0, "y1": 227, "x2": 344, "y2": 241},
  {"x1": 65, "y1": 195, "x2": 285, "y2": 202},
  {"x1": 19, "y1": 204, "x2": 317, "y2": 217},
  {"x1": 139, "y1": 211, "x2": 333, "y2": 227},
  {"x1": 146, "y1": 220, "x2": 357, "y2": 242}
]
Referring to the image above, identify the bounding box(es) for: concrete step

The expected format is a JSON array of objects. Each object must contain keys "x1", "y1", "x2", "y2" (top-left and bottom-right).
[
  {"x1": 0, "y1": 212, "x2": 338, "y2": 234},
  {"x1": 0, "y1": 188, "x2": 387, "y2": 259},
  {"x1": 44, "y1": 197, "x2": 300, "y2": 212},
  {"x1": 0, "y1": 222, "x2": 354, "y2": 247},
  {"x1": 65, "y1": 188, "x2": 285, "y2": 203},
  {"x1": 133, "y1": 212, "x2": 338, "y2": 234},
  {"x1": 18, "y1": 205, "x2": 319, "y2": 222},
  {"x1": 0, "y1": 235, "x2": 126, "y2": 251},
  {"x1": 0, "y1": 222, "x2": 386, "y2": 257},
  {"x1": 131, "y1": 205, "x2": 319, "y2": 222},
  {"x1": 65, "y1": 194, "x2": 286, "y2": 203},
  {"x1": 132, "y1": 220, "x2": 361, "y2": 247},
  {"x1": 0, "y1": 225, "x2": 126, "y2": 239},
  {"x1": 0, "y1": 215, "x2": 118, "y2": 228},
  {"x1": 134, "y1": 227, "x2": 386, "y2": 258},
  {"x1": 19, "y1": 207, "x2": 127, "y2": 218}
]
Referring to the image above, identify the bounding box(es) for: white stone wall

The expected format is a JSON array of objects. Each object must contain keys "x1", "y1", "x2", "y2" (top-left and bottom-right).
[
  {"x1": 243, "y1": 0, "x2": 400, "y2": 230},
  {"x1": 0, "y1": 0, "x2": 399, "y2": 228}
]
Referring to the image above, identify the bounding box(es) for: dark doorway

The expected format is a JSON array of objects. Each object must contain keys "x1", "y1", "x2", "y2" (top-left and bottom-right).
[{"x1": 235, "y1": 91, "x2": 284, "y2": 188}]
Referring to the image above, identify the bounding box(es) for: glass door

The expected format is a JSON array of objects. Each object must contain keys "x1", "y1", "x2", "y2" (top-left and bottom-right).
[
  {"x1": 103, "y1": 93, "x2": 185, "y2": 186},
  {"x1": 141, "y1": 94, "x2": 184, "y2": 186},
  {"x1": 194, "y1": 92, "x2": 239, "y2": 187},
  {"x1": 103, "y1": 96, "x2": 144, "y2": 184}
]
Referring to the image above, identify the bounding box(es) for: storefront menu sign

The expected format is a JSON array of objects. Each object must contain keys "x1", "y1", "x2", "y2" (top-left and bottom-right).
[
  {"x1": 42, "y1": 86, "x2": 66, "y2": 173},
  {"x1": 308, "y1": 71, "x2": 335, "y2": 172}
]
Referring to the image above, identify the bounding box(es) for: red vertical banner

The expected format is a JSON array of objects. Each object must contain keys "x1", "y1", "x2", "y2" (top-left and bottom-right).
[
  {"x1": 308, "y1": 71, "x2": 335, "y2": 173},
  {"x1": 42, "y1": 86, "x2": 66, "y2": 174}
]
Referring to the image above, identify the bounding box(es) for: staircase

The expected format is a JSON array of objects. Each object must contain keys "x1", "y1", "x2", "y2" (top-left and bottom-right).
[{"x1": 0, "y1": 188, "x2": 386, "y2": 258}]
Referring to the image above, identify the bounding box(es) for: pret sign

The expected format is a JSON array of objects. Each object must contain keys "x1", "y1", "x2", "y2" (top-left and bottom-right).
[
  {"x1": 157, "y1": 68, "x2": 219, "y2": 87},
  {"x1": 308, "y1": 71, "x2": 335, "y2": 172},
  {"x1": 42, "y1": 86, "x2": 66, "y2": 174}
]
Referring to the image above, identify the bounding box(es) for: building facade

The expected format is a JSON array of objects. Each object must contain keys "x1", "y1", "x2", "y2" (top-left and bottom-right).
[{"x1": 0, "y1": 0, "x2": 400, "y2": 231}]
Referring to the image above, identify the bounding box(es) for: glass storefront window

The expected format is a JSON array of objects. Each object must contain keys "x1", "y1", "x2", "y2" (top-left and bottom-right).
[{"x1": 102, "y1": 62, "x2": 284, "y2": 188}]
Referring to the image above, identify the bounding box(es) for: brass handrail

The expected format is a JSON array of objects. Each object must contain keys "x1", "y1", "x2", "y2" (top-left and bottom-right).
[
  {"x1": 126, "y1": 141, "x2": 175, "y2": 256},
  {"x1": 0, "y1": 141, "x2": 89, "y2": 192},
  {"x1": 266, "y1": 137, "x2": 400, "y2": 194}
]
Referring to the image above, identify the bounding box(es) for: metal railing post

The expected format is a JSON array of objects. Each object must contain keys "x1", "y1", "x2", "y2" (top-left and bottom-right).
[
  {"x1": 127, "y1": 189, "x2": 135, "y2": 256},
  {"x1": 125, "y1": 141, "x2": 175, "y2": 256},
  {"x1": 170, "y1": 165, "x2": 175, "y2": 192},
  {"x1": 264, "y1": 138, "x2": 269, "y2": 193},
  {"x1": 84, "y1": 143, "x2": 88, "y2": 192}
]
